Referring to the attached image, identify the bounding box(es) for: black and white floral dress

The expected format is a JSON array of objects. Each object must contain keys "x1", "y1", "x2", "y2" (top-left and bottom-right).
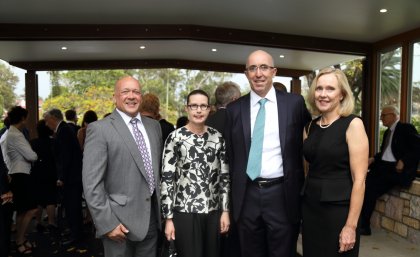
[{"x1": 161, "y1": 126, "x2": 230, "y2": 219}]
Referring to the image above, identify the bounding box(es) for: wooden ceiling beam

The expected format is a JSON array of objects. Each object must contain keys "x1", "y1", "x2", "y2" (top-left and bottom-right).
[
  {"x1": 10, "y1": 59, "x2": 311, "y2": 77},
  {"x1": 0, "y1": 24, "x2": 371, "y2": 55}
]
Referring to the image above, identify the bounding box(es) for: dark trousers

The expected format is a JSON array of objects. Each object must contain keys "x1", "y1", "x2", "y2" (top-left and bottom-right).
[
  {"x1": 173, "y1": 211, "x2": 220, "y2": 257},
  {"x1": 220, "y1": 213, "x2": 241, "y2": 257},
  {"x1": 237, "y1": 181, "x2": 299, "y2": 257},
  {"x1": 63, "y1": 183, "x2": 83, "y2": 241},
  {"x1": 0, "y1": 203, "x2": 13, "y2": 257},
  {"x1": 361, "y1": 161, "x2": 398, "y2": 228}
]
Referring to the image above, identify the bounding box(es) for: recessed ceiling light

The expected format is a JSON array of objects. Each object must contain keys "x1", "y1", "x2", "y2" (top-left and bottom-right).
[
  {"x1": 139, "y1": 46, "x2": 146, "y2": 49},
  {"x1": 279, "y1": 55, "x2": 285, "y2": 58},
  {"x1": 61, "y1": 46, "x2": 67, "y2": 50},
  {"x1": 212, "y1": 48, "x2": 217, "y2": 52},
  {"x1": 380, "y1": 9, "x2": 388, "y2": 13}
]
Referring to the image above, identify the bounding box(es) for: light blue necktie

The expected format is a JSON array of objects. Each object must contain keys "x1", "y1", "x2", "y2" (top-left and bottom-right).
[{"x1": 246, "y1": 98, "x2": 268, "y2": 180}]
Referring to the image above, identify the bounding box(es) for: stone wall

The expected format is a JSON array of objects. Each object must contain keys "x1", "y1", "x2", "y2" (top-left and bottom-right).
[{"x1": 371, "y1": 179, "x2": 420, "y2": 244}]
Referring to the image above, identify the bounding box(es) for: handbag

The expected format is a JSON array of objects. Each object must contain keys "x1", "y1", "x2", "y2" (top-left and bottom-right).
[{"x1": 160, "y1": 239, "x2": 177, "y2": 257}]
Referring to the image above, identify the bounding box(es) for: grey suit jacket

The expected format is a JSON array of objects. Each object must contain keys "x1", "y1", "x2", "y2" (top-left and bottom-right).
[{"x1": 82, "y1": 109, "x2": 163, "y2": 241}]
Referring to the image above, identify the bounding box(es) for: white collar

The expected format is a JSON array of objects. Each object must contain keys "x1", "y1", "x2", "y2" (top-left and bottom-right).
[{"x1": 250, "y1": 85, "x2": 276, "y2": 107}]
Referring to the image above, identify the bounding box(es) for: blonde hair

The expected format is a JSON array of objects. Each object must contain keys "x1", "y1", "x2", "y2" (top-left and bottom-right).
[{"x1": 307, "y1": 67, "x2": 354, "y2": 116}]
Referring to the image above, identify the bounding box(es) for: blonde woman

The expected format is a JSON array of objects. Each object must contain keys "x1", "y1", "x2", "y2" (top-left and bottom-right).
[{"x1": 302, "y1": 67, "x2": 368, "y2": 257}]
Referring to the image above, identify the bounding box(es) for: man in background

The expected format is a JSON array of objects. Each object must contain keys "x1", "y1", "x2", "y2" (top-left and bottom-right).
[
  {"x1": 360, "y1": 105, "x2": 420, "y2": 235},
  {"x1": 206, "y1": 81, "x2": 241, "y2": 134},
  {"x1": 65, "y1": 109, "x2": 81, "y2": 135},
  {"x1": 44, "y1": 109, "x2": 84, "y2": 247}
]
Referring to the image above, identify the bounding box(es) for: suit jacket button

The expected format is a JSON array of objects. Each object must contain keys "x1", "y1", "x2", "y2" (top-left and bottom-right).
[{"x1": 146, "y1": 198, "x2": 150, "y2": 201}]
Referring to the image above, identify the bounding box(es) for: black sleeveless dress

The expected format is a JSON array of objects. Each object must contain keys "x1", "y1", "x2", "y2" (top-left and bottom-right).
[{"x1": 302, "y1": 115, "x2": 360, "y2": 257}]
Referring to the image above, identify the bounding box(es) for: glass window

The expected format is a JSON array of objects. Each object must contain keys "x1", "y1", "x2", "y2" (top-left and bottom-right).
[
  {"x1": 410, "y1": 42, "x2": 420, "y2": 133},
  {"x1": 378, "y1": 47, "x2": 402, "y2": 147}
]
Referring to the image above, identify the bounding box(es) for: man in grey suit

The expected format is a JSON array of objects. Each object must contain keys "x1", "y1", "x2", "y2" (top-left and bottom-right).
[{"x1": 82, "y1": 76, "x2": 163, "y2": 257}]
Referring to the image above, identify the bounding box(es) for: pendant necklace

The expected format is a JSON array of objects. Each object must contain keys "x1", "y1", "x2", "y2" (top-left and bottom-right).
[{"x1": 319, "y1": 115, "x2": 340, "y2": 129}]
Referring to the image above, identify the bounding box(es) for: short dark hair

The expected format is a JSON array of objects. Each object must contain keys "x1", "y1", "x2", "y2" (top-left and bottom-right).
[
  {"x1": 8, "y1": 106, "x2": 28, "y2": 125},
  {"x1": 81, "y1": 110, "x2": 98, "y2": 126},
  {"x1": 186, "y1": 89, "x2": 209, "y2": 105},
  {"x1": 65, "y1": 109, "x2": 77, "y2": 121},
  {"x1": 36, "y1": 119, "x2": 53, "y2": 138}
]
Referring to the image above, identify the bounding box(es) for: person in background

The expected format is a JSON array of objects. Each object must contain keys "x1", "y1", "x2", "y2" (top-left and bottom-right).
[
  {"x1": 224, "y1": 50, "x2": 311, "y2": 257},
  {"x1": 83, "y1": 76, "x2": 163, "y2": 257},
  {"x1": 162, "y1": 89, "x2": 230, "y2": 257},
  {"x1": 175, "y1": 116, "x2": 188, "y2": 128},
  {"x1": 44, "y1": 109, "x2": 84, "y2": 247},
  {"x1": 4, "y1": 106, "x2": 38, "y2": 255},
  {"x1": 65, "y1": 109, "x2": 81, "y2": 135},
  {"x1": 0, "y1": 139, "x2": 13, "y2": 257},
  {"x1": 206, "y1": 81, "x2": 241, "y2": 134},
  {"x1": 206, "y1": 81, "x2": 241, "y2": 257},
  {"x1": 360, "y1": 106, "x2": 420, "y2": 235},
  {"x1": 77, "y1": 110, "x2": 98, "y2": 151},
  {"x1": 302, "y1": 67, "x2": 368, "y2": 257},
  {"x1": 30, "y1": 119, "x2": 58, "y2": 232},
  {"x1": 273, "y1": 82, "x2": 287, "y2": 92},
  {"x1": 139, "y1": 93, "x2": 175, "y2": 143}
]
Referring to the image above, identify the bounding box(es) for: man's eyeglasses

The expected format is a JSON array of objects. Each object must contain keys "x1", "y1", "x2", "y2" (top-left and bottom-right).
[
  {"x1": 187, "y1": 104, "x2": 210, "y2": 111},
  {"x1": 245, "y1": 65, "x2": 274, "y2": 73}
]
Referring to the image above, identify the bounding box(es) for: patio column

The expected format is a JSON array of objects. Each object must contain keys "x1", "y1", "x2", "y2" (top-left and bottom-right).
[{"x1": 25, "y1": 70, "x2": 38, "y2": 139}]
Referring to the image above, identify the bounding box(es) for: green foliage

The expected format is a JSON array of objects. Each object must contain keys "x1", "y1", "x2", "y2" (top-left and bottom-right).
[
  {"x1": 42, "y1": 85, "x2": 114, "y2": 119},
  {"x1": 0, "y1": 63, "x2": 18, "y2": 112},
  {"x1": 380, "y1": 48, "x2": 401, "y2": 107},
  {"x1": 411, "y1": 116, "x2": 420, "y2": 133},
  {"x1": 43, "y1": 69, "x2": 233, "y2": 124}
]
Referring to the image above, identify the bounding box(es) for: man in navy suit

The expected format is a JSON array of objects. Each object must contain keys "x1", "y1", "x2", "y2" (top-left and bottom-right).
[
  {"x1": 224, "y1": 50, "x2": 311, "y2": 257},
  {"x1": 44, "y1": 109, "x2": 84, "y2": 246},
  {"x1": 360, "y1": 106, "x2": 420, "y2": 235}
]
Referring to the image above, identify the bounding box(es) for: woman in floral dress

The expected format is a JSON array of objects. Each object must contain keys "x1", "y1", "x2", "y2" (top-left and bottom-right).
[{"x1": 161, "y1": 89, "x2": 230, "y2": 257}]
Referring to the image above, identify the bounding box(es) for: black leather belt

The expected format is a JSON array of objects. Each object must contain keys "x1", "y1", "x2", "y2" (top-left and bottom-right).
[{"x1": 252, "y1": 177, "x2": 284, "y2": 188}]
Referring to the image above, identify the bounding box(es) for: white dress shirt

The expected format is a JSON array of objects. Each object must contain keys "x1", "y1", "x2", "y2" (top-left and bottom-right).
[
  {"x1": 116, "y1": 109, "x2": 153, "y2": 164},
  {"x1": 250, "y1": 86, "x2": 283, "y2": 178}
]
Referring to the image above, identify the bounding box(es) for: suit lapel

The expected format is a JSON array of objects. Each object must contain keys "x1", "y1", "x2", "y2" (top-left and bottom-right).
[
  {"x1": 276, "y1": 91, "x2": 287, "y2": 157},
  {"x1": 109, "y1": 110, "x2": 148, "y2": 179},
  {"x1": 241, "y1": 94, "x2": 251, "y2": 152}
]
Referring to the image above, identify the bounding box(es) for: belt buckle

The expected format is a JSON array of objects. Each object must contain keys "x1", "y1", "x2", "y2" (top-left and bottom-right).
[{"x1": 257, "y1": 180, "x2": 268, "y2": 188}]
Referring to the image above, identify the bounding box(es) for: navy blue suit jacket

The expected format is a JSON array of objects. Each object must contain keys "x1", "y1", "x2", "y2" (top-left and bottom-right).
[
  {"x1": 373, "y1": 122, "x2": 420, "y2": 187},
  {"x1": 225, "y1": 90, "x2": 311, "y2": 223}
]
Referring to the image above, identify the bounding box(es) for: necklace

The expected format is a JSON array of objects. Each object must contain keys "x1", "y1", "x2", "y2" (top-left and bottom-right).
[{"x1": 319, "y1": 115, "x2": 340, "y2": 129}]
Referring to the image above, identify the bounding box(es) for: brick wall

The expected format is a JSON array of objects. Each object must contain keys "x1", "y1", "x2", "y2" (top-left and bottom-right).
[{"x1": 371, "y1": 179, "x2": 420, "y2": 244}]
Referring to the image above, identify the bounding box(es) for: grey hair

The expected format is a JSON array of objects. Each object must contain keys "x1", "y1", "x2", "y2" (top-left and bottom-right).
[
  {"x1": 382, "y1": 105, "x2": 400, "y2": 115},
  {"x1": 44, "y1": 108, "x2": 64, "y2": 121}
]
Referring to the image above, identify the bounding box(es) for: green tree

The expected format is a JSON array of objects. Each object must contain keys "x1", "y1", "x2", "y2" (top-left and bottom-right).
[
  {"x1": 380, "y1": 48, "x2": 401, "y2": 107},
  {"x1": 60, "y1": 70, "x2": 133, "y2": 94},
  {"x1": 0, "y1": 62, "x2": 18, "y2": 115},
  {"x1": 43, "y1": 69, "x2": 233, "y2": 124}
]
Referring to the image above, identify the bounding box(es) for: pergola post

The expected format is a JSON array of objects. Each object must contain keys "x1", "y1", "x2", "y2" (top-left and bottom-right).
[
  {"x1": 290, "y1": 77, "x2": 301, "y2": 94},
  {"x1": 25, "y1": 70, "x2": 38, "y2": 139}
]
